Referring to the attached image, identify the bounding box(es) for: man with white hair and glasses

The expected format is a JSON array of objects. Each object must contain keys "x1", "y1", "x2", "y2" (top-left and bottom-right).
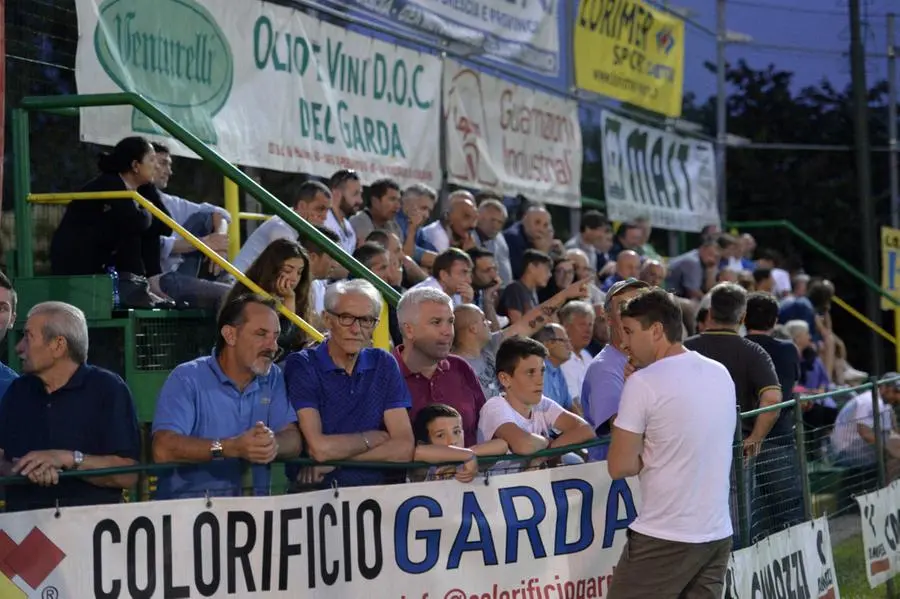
[
  {"x1": 0, "y1": 301, "x2": 141, "y2": 511},
  {"x1": 286, "y1": 280, "x2": 414, "y2": 489}
]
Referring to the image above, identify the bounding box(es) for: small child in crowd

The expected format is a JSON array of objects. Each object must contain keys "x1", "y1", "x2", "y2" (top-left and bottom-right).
[{"x1": 412, "y1": 404, "x2": 508, "y2": 482}]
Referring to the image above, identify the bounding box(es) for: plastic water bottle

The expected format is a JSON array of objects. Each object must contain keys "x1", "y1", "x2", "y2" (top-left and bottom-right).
[{"x1": 107, "y1": 266, "x2": 120, "y2": 309}]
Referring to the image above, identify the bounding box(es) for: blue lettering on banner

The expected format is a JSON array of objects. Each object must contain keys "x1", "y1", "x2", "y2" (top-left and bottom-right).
[
  {"x1": 499, "y1": 486, "x2": 548, "y2": 562},
  {"x1": 603, "y1": 479, "x2": 637, "y2": 548},
  {"x1": 448, "y1": 492, "x2": 499, "y2": 569},
  {"x1": 552, "y1": 478, "x2": 594, "y2": 555},
  {"x1": 394, "y1": 496, "x2": 443, "y2": 575}
]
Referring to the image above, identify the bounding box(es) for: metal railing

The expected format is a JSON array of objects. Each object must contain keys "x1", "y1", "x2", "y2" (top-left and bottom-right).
[
  {"x1": 728, "y1": 219, "x2": 900, "y2": 371},
  {"x1": 11, "y1": 92, "x2": 401, "y2": 306},
  {"x1": 28, "y1": 190, "x2": 323, "y2": 341}
]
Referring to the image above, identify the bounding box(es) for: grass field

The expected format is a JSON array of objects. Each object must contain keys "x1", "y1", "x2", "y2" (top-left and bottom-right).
[{"x1": 833, "y1": 534, "x2": 900, "y2": 598}]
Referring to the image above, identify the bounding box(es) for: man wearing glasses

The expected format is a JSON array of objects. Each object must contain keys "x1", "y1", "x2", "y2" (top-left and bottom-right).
[
  {"x1": 325, "y1": 169, "x2": 364, "y2": 255},
  {"x1": 285, "y1": 280, "x2": 414, "y2": 488}
]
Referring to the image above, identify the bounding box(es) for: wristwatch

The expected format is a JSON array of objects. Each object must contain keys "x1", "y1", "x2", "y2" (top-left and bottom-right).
[
  {"x1": 72, "y1": 450, "x2": 85, "y2": 470},
  {"x1": 211, "y1": 439, "x2": 224, "y2": 460}
]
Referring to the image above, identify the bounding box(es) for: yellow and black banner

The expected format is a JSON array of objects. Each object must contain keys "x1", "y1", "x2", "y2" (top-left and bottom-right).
[{"x1": 574, "y1": 0, "x2": 685, "y2": 117}]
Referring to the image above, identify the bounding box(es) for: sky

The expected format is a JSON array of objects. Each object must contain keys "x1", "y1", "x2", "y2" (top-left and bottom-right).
[{"x1": 672, "y1": 0, "x2": 896, "y2": 101}]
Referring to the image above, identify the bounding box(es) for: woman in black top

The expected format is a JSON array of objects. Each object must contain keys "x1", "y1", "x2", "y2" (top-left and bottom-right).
[{"x1": 51, "y1": 136, "x2": 173, "y2": 307}]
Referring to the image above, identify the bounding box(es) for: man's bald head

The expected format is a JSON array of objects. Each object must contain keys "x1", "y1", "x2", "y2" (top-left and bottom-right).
[
  {"x1": 640, "y1": 259, "x2": 666, "y2": 288},
  {"x1": 448, "y1": 191, "x2": 477, "y2": 238},
  {"x1": 452, "y1": 303, "x2": 489, "y2": 348},
  {"x1": 616, "y1": 250, "x2": 641, "y2": 279},
  {"x1": 522, "y1": 205, "x2": 551, "y2": 240}
]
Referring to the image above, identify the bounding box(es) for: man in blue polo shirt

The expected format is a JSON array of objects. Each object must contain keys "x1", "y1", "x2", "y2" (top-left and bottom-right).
[
  {"x1": 0, "y1": 301, "x2": 141, "y2": 512},
  {"x1": 285, "y1": 279, "x2": 414, "y2": 489},
  {"x1": 152, "y1": 294, "x2": 302, "y2": 498},
  {"x1": 0, "y1": 271, "x2": 18, "y2": 399}
]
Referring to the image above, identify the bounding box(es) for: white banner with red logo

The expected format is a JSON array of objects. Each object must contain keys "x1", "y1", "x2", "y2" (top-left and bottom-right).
[
  {"x1": 722, "y1": 517, "x2": 840, "y2": 599},
  {"x1": 443, "y1": 59, "x2": 582, "y2": 207},
  {"x1": 0, "y1": 464, "x2": 639, "y2": 598},
  {"x1": 855, "y1": 480, "x2": 900, "y2": 589}
]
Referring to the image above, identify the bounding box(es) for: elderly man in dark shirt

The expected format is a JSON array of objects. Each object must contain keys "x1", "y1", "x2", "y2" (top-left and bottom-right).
[
  {"x1": 684, "y1": 283, "x2": 782, "y2": 547},
  {"x1": 744, "y1": 292, "x2": 803, "y2": 537},
  {"x1": 0, "y1": 302, "x2": 141, "y2": 512}
]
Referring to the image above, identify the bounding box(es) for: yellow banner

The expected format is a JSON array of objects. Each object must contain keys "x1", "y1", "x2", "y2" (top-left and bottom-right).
[
  {"x1": 574, "y1": 0, "x2": 685, "y2": 117},
  {"x1": 881, "y1": 227, "x2": 900, "y2": 310}
]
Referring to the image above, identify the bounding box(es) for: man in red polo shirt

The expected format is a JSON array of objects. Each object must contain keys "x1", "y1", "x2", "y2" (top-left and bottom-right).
[{"x1": 394, "y1": 287, "x2": 486, "y2": 445}]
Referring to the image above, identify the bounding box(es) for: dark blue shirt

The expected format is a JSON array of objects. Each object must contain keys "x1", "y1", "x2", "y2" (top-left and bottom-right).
[
  {"x1": 778, "y1": 296, "x2": 820, "y2": 342},
  {"x1": 152, "y1": 354, "x2": 297, "y2": 499},
  {"x1": 285, "y1": 342, "x2": 411, "y2": 487},
  {"x1": 745, "y1": 334, "x2": 800, "y2": 438},
  {"x1": 502, "y1": 222, "x2": 534, "y2": 280},
  {"x1": 0, "y1": 365, "x2": 141, "y2": 512}
]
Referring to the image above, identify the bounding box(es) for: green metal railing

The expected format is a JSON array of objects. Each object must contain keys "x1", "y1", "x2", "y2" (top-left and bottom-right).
[
  {"x1": 726, "y1": 219, "x2": 900, "y2": 309},
  {"x1": 12, "y1": 92, "x2": 401, "y2": 306}
]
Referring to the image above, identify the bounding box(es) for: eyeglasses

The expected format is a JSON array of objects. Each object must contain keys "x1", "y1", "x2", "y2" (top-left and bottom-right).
[
  {"x1": 329, "y1": 169, "x2": 359, "y2": 188},
  {"x1": 327, "y1": 311, "x2": 379, "y2": 329},
  {"x1": 546, "y1": 337, "x2": 570, "y2": 344}
]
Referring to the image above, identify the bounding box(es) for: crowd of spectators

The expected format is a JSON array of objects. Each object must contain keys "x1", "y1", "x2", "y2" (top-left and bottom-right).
[{"x1": 0, "y1": 135, "x2": 897, "y2": 530}]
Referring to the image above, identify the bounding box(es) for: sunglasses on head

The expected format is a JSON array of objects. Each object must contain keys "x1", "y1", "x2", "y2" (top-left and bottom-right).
[{"x1": 329, "y1": 169, "x2": 359, "y2": 188}]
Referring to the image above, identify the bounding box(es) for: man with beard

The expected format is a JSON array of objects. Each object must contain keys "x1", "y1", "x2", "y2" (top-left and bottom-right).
[
  {"x1": 394, "y1": 287, "x2": 486, "y2": 446},
  {"x1": 325, "y1": 169, "x2": 364, "y2": 255},
  {"x1": 0, "y1": 271, "x2": 17, "y2": 398},
  {"x1": 152, "y1": 295, "x2": 302, "y2": 498},
  {"x1": 349, "y1": 178, "x2": 403, "y2": 246}
]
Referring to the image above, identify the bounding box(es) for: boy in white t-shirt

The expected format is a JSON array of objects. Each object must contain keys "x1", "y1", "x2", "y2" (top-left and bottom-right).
[
  {"x1": 607, "y1": 288, "x2": 736, "y2": 599},
  {"x1": 477, "y1": 336, "x2": 595, "y2": 470}
]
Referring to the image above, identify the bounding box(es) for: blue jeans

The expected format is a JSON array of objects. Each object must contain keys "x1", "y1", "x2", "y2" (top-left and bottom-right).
[
  {"x1": 752, "y1": 438, "x2": 804, "y2": 540},
  {"x1": 159, "y1": 212, "x2": 231, "y2": 309}
]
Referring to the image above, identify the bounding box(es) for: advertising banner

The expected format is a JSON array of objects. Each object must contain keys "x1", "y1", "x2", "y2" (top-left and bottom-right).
[
  {"x1": 573, "y1": 0, "x2": 685, "y2": 117},
  {"x1": 0, "y1": 464, "x2": 639, "y2": 598},
  {"x1": 880, "y1": 227, "x2": 900, "y2": 310},
  {"x1": 855, "y1": 480, "x2": 900, "y2": 589},
  {"x1": 600, "y1": 111, "x2": 719, "y2": 232},
  {"x1": 444, "y1": 59, "x2": 582, "y2": 207},
  {"x1": 722, "y1": 517, "x2": 841, "y2": 599},
  {"x1": 341, "y1": 0, "x2": 568, "y2": 89},
  {"x1": 75, "y1": 0, "x2": 443, "y2": 189}
]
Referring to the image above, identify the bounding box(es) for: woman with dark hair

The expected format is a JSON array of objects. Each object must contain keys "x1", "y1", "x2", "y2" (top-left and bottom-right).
[
  {"x1": 50, "y1": 136, "x2": 173, "y2": 307},
  {"x1": 222, "y1": 239, "x2": 313, "y2": 358}
]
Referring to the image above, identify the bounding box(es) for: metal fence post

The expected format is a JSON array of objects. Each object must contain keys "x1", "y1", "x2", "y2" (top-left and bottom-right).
[
  {"x1": 734, "y1": 411, "x2": 750, "y2": 547},
  {"x1": 871, "y1": 378, "x2": 887, "y2": 489},
  {"x1": 793, "y1": 398, "x2": 813, "y2": 521}
]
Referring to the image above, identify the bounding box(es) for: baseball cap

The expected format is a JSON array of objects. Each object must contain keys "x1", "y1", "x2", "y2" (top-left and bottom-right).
[{"x1": 604, "y1": 278, "x2": 650, "y2": 312}]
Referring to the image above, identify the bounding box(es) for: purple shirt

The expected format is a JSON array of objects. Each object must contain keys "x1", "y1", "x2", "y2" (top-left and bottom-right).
[
  {"x1": 581, "y1": 344, "x2": 629, "y2": 461},
  {"x1": 286, "y1": 342, "x2": 411, "y2": 486},
  {"x1": 394, "y1": 345, "x2": 487, "y2": 446}
]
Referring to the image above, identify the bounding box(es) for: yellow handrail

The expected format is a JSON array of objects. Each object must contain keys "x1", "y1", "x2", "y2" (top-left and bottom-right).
[
  {"x1": 831, "y1": 295, "x2": 896, "y2": 344},
  {"x1": 28, "y1": 191, "x2": 324, "y2": 342},
  {"x1": 239, "y1": 212, "x2": 270, "y2": 221},
  {"x1": 223, "y1": 177, "x2": 240, "y2": 261}
]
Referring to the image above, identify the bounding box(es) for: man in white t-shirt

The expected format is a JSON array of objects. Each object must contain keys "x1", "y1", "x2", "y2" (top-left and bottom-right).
[
  {"x1": 829, "y1": 375, "x2": 900, "y2": 468},
  {"x1": 232, "y1": 181, "x2": 332, "y2": 273},
  {"x1": 558, "y1": 300, "x2": 595, "y2": 410},
  {"x1": 477, "y1": 336, "x2": 595, "y2": 471},
  {"x1": 607, "y1": 288, "x2": 736, "y2": 598}
]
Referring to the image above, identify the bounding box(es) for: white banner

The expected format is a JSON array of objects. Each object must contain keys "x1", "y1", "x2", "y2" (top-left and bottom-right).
[
  {"x1": 722, "y1": 517, "x2": 840, "y2": 599},
  {"x1": 855, "y1": 480, "x2": 900, "y2": 589},
  {"x1": 601, "y1": 111, "x2": 720, "y2": 233},
  {"x1": 75, "y1": 0, "x2": 442, "y2": 189},
  {"x1": 443, "y1": 59, "x2": 582, "y2": 207},
  {"x1": 0, "y1": 464, "x2": 639, "y2": 598},
  {"x1": 345, "y1": 0, "x2": 563, "y2": 81}
]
